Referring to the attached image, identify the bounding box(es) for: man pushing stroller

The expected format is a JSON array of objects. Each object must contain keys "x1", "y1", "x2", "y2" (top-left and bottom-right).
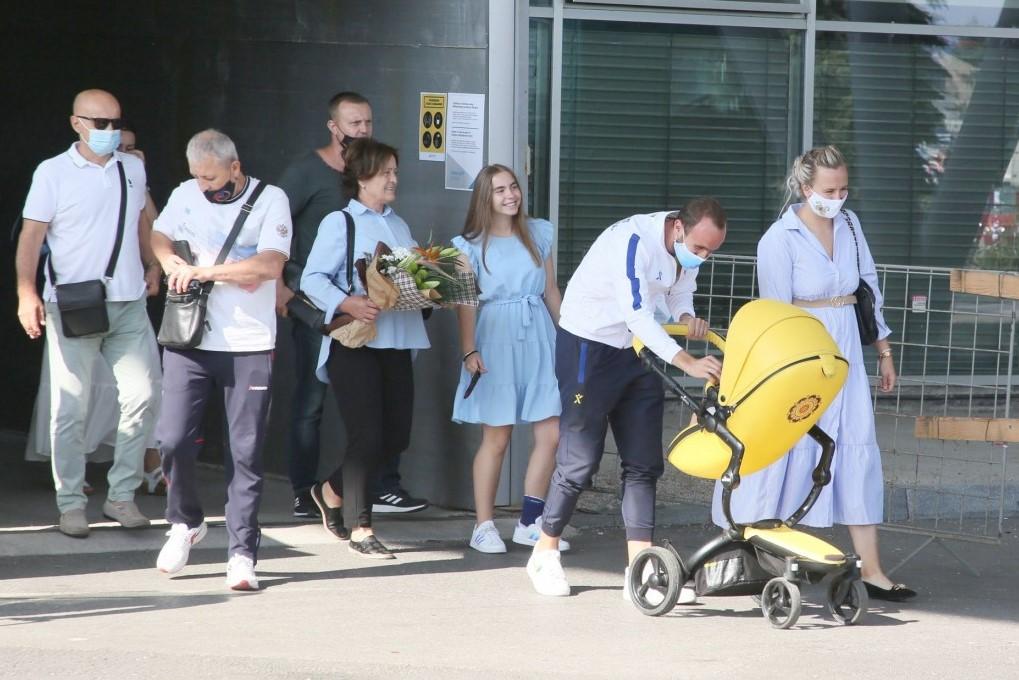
[{"x1": 526, "y1": 199, "x2": 727, "y2": 597}]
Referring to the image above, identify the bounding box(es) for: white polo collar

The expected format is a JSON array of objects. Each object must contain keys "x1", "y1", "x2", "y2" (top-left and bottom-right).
[{"x1": 67, "y1": 142, "x2": 120, "y2": 170}]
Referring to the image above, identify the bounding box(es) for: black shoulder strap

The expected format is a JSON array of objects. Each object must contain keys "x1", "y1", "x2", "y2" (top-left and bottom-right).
[
  {"x1": 214, "y1": 180, "x2": 267, "y2": 266},
  {"x1": 105, "y1": 160, "x2": 128, "y2": 279},
  {"x1": 47, "y1": 159, "x2": 128, "y2": 285},
  {"x1": 841, "y1": 208, "x2": 862, "y2": 277},
  {"x1": 341, "y1": 208, "x2": 355, "y2": 293}
]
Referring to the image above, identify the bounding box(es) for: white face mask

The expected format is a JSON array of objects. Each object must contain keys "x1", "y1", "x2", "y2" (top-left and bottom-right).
[{"x1": 805, "y1": 191, "x2": 847, "y2": 218}]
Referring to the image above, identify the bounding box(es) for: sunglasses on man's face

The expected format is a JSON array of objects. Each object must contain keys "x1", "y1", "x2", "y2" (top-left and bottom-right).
[{"x1": 76, "y1": 115, "x2": 124, "y2": 131}]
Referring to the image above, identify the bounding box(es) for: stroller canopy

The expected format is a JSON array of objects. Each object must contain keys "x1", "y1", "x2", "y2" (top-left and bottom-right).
[{"x1": 669, "y1": 299, "x2": 849, "y2": 479}]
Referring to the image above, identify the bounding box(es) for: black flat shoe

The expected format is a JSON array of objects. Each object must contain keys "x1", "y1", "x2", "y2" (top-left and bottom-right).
[
  {"x1": 864, "y1": 582, "x2": 917, "y2": 602},
  {"x1": 348, "y1": 534, "x2": 395, "y2": 560},
  {"x1": 310, "y1": 483, "x2": 349, "y2": 540}
]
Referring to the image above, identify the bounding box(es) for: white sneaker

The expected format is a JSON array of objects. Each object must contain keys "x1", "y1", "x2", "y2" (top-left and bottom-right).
[
  {"x1": 623, "y1": 565, "x2": 698, "y2": 605},
  {"x1": 225, "y1": 554, "x2": 259, "y2": 591},
  {"x1": 511, "y1": 518, "x2": 571, "y2": 551},
  {"x1": 156, "y1": 522, "x2": 207, "y2": 574},
  {"x1": 527, "y1": 549, "x2": 570, "y2": 597},
  {"x1": 469, "y1": 520, "x2": 507, "y2": 554}
]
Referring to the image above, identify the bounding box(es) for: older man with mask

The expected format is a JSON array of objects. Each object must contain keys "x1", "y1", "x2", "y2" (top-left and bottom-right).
[
  {"x1": 277, "y1": 91, "x2": 429, "y2": 520},
  {"x1": 151, "y1": 129, "x2": 291, "y2": 591},
  {"x1": 16, "y1": 88, "x2": 160, "y2": 538}
]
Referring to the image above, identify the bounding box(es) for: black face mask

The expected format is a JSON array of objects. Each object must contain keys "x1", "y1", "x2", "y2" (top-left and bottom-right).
[
  {"x1": 203, "y1": 180, "x2": 236, "y2": 204},
  {"x1": 339, "y1": 133, "x2": 357, "y2": 148}
]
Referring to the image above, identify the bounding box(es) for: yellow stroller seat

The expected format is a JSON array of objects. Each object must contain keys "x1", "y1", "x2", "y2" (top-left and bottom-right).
[{"x1": 629, "y1": 299, "x2": 868, "y2": 628}]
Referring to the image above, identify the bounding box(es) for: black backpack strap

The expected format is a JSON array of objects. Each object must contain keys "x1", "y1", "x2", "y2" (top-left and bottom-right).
[
  {"x1": 214, "y1": 180, "x2": 267, "y2": 266},
  {"x1": 341, "y1": 208, "x2": 355, "y2": 294}
]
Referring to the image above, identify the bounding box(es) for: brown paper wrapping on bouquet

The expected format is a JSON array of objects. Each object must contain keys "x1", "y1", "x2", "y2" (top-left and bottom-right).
[{"x1": 328, "y1": 248, "x2": 398, "y2": 348}]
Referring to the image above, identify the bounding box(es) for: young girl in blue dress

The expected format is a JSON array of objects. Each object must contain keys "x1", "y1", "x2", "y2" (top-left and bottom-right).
[{"x1": 452, "y1": 164, "x2": 566, "y2": 554}]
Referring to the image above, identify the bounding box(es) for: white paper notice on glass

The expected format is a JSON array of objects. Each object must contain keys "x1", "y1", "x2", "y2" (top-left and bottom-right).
[{"x1": 444, "y1": 92, "x2": 486, "y2": 191}]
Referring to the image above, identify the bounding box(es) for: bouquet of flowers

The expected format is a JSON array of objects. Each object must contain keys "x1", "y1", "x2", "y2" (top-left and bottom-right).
[
  {"x1": 376, "y1": 244, "x2": 479, "y2": 310},
  {"x1": 328, "y1": 240, "x2": 479, "y2": 349}
]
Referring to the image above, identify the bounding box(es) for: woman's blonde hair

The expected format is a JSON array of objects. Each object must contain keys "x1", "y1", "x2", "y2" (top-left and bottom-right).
[
  {"x1": 780, "y1": 144, "x2": 847, "y2": 213},
  {"x1": 461, "y1": 164, "x2": 542, "y2": 273}
]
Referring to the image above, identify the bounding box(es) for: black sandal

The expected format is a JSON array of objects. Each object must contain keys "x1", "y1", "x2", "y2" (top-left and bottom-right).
[
  {"x1": 349, "y1": 534, "x2": 395, "y2": 560},
  {"x1": 310, "y1": 483, "x2": 349, "y2": 540},
  {"x1": 864, "y1": 582, "x2": 917, "y2": 602}
]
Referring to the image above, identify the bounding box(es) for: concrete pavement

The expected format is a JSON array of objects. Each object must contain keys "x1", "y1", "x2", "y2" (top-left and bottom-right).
[{"x1": 2, "y1": 433, "x2": 1018, "y2": 679}]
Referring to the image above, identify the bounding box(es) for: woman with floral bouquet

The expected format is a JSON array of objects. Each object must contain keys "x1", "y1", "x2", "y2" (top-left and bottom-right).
[
  {"x1": 452, "y1": 164, "x2": 566, "y2": 554},
  {"x1": 301, "y1": 139, "x2": 429, "y2": 559}
]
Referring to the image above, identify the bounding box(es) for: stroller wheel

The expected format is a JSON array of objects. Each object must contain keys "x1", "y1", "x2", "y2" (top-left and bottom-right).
[
  {"x1": 628, "y1": 547, "x2": 685, "y2": 617},
  {"x1": 826, "y1": 576, "x2": 868, "y2": 625},
  {"x1": 760, "y1": 577, "x2": 801, "y2": 629}
]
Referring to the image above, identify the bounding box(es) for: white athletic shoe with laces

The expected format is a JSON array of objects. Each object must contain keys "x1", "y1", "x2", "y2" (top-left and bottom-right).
[
  {"x1": 469, "y1": 520, "x2": 507, "y2": 554},
  {"x1": 527, "y1": 549, "x2": 570, "y2": 597},
  {"x1": 156, "y1": 522, "x2": 207, "y2": 574},
  {"x1": 225, "y1": 554, "x2": 259, "y2": 591},
  {"x1": 512, "y1": 518, "x2": 571, "y2": 551}
]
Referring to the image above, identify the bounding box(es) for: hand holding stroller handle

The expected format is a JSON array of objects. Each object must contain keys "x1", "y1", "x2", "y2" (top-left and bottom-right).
[{"x1": 632, "y1": 323, "x2": 726, "y2": 357}]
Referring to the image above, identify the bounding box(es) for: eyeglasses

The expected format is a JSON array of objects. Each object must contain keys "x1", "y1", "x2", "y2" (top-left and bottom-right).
[{"x1": 75, "y1": 115, "x2": 124, "y2": 131}]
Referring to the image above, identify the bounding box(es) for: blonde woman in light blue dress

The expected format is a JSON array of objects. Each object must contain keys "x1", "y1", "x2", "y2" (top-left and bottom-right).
[
  {"x1": 711, "y1": 146, "x2": 915, "y2": 602},
  {"x1": 452, "y1": 165, "x2": 565, "y2": 554}
]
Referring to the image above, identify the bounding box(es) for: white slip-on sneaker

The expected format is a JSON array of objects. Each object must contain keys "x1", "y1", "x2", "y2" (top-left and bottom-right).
[
  {"x1": 623, "y1": 565, "x2": 698, "y2": 605},
  {"x1": 527, "y1": 549, "x2": 570, "y2": 597},
  {"x1": 156, "y1": 522, "x2": 208, "y2": 574},
  {"x1": 225, "y1": 554, "x2": 259, "y2": 591},
  {"x1": 512, "y1": 519, "x2": 571, "y2": 551},
  {"x1": 469, "y1": 520, "x2": 507, "y2": 554}
]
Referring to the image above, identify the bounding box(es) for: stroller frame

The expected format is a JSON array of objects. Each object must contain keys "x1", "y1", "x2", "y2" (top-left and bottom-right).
[{"x1": 627, "y1": 326, "x2": 867, "y2": 629}]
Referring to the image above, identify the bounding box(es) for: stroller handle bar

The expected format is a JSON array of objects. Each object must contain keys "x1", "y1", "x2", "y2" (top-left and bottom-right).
[{"x1": 631, "y1": 323, "x2": 726, "y2": 357}]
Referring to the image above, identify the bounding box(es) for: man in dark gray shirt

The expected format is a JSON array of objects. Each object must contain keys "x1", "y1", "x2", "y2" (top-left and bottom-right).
[{"x1": 277, "y1": 92, "x2": 428, "y2": 519}]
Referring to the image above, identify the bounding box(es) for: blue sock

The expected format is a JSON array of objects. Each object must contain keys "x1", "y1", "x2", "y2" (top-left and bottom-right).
[{"x1": 520, "y1": 495, "x2": 545, "y2": 527}]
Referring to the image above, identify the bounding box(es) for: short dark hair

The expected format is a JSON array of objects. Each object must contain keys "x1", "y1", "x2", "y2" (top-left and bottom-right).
[
  {"x1": 343, "y1": 138, "x2": 399, "y2": 197},
  {"x1": 328, "y1": 91, "x2": 370, "y2": 119},
  {"x1": 678, "y1": 197, "x2": 727, "y2": 233}
]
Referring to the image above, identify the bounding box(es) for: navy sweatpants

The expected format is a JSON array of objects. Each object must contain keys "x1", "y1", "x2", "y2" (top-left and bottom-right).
[
  {"x1": 542, "y1": 328, "x2": 665, "y2": 542},
  {"x1": 158, "y1": 348, "x2": 273, "y2": 561}
]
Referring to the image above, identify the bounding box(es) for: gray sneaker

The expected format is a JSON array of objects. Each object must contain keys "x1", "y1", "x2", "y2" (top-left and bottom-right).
[
  {"x1": 59, "y1": 508, "x2": 90, "y2": 538},
  {"x1": 103, "y1": 500, "x2": 151, "y2": 528}
]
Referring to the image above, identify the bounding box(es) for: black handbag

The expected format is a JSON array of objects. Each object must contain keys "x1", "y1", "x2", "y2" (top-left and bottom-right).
[
  {"x1": 842, "y1": 209, "x2": 879, "y2": 346},
  {"x1": 157, "y1": 181, "x2": 267, "y2": 349},
  {"x1": 49, "y1": 160, "x2": 127, "y2": 338},
  {"x1": 285, "y1": 210, "x2": 354, "y2": 333}
]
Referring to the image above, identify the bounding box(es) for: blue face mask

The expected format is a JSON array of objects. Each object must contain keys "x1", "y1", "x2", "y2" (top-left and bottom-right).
[
  {"x1": 674, "y1": 240, "x2": 706, "y2": 269},
  {"x1": 86, "y1": 128, "x2": 121, "y2": 156}
]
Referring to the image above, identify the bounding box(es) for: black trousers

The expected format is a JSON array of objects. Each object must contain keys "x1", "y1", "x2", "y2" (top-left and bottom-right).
[{"x1": 325, "y1": 343, "x2": 414, "y2": 529}]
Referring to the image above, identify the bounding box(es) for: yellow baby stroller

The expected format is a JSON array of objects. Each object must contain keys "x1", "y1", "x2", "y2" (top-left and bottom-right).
[{"x1": 628, "y1": 299, "x2": 868, "y2": 629}]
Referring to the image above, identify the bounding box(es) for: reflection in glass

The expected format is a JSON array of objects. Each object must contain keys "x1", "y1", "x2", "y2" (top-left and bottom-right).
[
  {"x1": 819, "y1": 0, "x2": 1019, "y2": 29},
  {"x1": 814, "y1": 32, "x2": 1019, "y2": 271},
  {"x1": 555, "y1": 21, "x2": 801, "y2": 281}
]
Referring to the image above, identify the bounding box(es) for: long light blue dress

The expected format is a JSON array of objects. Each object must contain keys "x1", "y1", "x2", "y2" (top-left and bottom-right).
[
  {"x1": 451, "y1": 218, "x2": 561, "y2": 426},
  {"x1": 711, "y1": 205, "x2": 890, "y2": 528}
]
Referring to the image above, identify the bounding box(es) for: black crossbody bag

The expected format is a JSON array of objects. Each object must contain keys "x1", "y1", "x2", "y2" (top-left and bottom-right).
[
  {"x1": 285, "y1": 209, "x2": 355, "y2": 333},
  {"x1": 157, "y1": 181, "x2": 267, "y2": 349},
  {"x1": 842, "y1": 208, "x2": 879, "y2": 346},
  {"x1": 49, "y1": 160, "x2": 127, "y2": 338}
]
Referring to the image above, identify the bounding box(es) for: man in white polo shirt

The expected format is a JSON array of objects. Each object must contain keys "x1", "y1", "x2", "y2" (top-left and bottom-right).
[
  {"x1": 151, "y1": 129, "x2": 291, "y2": 591},
  {"x1": 526, "y1": 198, "x2": 727, "y2": 598},
  {"x1": 15, "y1": 88, "x2": 161, "y2": 538}
]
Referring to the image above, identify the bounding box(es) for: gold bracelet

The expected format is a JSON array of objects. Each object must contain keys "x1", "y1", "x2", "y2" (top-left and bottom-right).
[{"x1": 878, "y1": 349, "x2": 893, "y2": 360}]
